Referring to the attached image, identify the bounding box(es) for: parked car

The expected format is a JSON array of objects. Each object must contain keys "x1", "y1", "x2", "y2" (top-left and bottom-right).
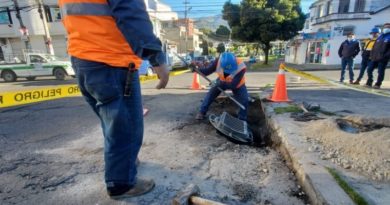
[
  {"x1": 207, "y1": 55, "x2": 216, "y2": 62},
  {"x1": 138, "y1": 60, "x2": 154, "y2": 76},
  {"x1": 249, "y1": 56, "x2": 257, "y2": 64},
  {"x1": 0, "y1": 52, "x2": 75, "y2": 82},
  {"x1": 192, "y1": 56, "x2": 210, "y2": 67}
]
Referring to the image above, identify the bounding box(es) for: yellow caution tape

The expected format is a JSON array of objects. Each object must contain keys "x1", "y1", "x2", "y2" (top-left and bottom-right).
[
  {"x1": 281, "y1": 64, "x2": 390, "y2": 97},
  {"x1": 0, "y1": 69, "x2": 190, "y2": 108},
  {"x1": 281, "y1": 64, "x2": 330, "y2": 84},
  {"x1": 0, "y1": 85, "x2": 81, "y2": 108}
]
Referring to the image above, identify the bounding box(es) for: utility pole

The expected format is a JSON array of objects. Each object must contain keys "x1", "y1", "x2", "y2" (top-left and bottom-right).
[
  {"x1": 184, "y1": 0, "x2": 189, "y2": 55},
  {"x1": 37, "y1": 0, "x2": 54, "y2": 55},
  {"x1": 13, "y1": 0, "x2": 31, "y2": 51}
]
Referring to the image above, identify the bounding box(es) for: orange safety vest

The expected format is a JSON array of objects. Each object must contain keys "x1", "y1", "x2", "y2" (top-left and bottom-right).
[
  {"x1": 216, "y1": 58, "x2": 246, "y2": 88},
  {"x1": 59, "y1": 0, "x2": 142, "y2": 68}
]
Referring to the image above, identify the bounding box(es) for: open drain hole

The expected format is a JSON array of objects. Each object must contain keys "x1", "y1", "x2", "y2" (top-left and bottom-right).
[
  {"x1": 336, "y1": 119, "x2": 386, "y2": 134},
  {"x1": 209, "y1": 97, "x2": 270, "y2": 147}
]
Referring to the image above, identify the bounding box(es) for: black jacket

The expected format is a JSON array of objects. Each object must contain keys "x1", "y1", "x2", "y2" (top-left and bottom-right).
[
  {"x1": 370, "y1": 33, "x2": 390, "y2": 62},
  {"x1": 338, "y1": 40, "x2": 360, "y2": 59}
]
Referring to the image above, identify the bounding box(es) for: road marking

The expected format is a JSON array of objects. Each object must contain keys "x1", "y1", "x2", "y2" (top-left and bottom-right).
[
  {"x1": 282, "y1": 64, "x2": 390, "y2": 97},
  {"x1": 0, "y1": 70, "x2": 189, "y2": 108}
]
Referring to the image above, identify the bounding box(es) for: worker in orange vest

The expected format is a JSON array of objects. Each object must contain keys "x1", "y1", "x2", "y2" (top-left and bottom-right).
[
  {"x1": 195, "y1": 52, "x2": 249, "y2": 121},
  {"x1": 59, "y1": 0, "x2": 169, "y2": 198}
]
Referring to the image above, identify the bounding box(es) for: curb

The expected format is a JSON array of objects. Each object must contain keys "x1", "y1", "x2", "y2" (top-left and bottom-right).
[
  {"x1": 0, "y1": 69, "x2": 190, "y2": 108},
  {"x1": 263, "y1": 103, "x2": 355, "y2": 205}
]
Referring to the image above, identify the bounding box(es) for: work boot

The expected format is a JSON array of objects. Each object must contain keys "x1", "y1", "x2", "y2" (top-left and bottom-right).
[
  {"x1": 108, "y1": 178, "x2": 155, "y2": 199},
  {"x1": 365, "y1": 82, "x2": 372, "y2": 87},
  {"x1": 352, "y1": 80, "x2": 360, "y2": 85},
  {"x1": 195, "y1": 112, "x2": 205, "y2": 120},
  {"x1": 373, "y1": 85, "x2": 381, "y2": 89},
  {"x1": 349, "y1": 80, "x2": 353, "y2": 84}
]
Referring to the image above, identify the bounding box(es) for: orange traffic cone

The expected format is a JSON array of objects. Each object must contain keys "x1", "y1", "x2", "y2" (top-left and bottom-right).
[
  {"x1": 269, "y1": 65, "x2": 290, "y2": 102},
  {"x1": 191, "y1": 73, "x2": 203, "y2": 90}
]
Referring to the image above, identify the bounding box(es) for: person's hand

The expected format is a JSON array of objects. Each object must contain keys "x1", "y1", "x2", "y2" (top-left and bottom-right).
[
  {"x1": 153, "y1": 64, "x2": 169, "y2": 89},
  {"x1": 189, "y1": 63, "x2": 198, "y2": 72}
]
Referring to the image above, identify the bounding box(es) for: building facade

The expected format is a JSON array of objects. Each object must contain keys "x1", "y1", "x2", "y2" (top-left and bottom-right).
[
  {"x1": 162, "y1": 19, "x2": 202, "y2": 55},
  {"x1": 285, "y1": 0, "x2": 390, "y2": 65},
  {"x1": 0, "y1": 0, "x2": 177, "y2": 61}
]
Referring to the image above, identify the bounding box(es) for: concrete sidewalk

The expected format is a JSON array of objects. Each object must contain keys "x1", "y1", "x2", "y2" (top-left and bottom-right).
[{"x1": 260, "y1": 75, "x2": 390, "y2": 205}]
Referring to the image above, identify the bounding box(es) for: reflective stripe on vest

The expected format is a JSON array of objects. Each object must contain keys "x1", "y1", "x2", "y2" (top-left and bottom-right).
[
  {"x1": 216, "y1": 59, "x2": 246, "y2": 88},
  {"x1": 59, "y1": 0, "x2": 142, "y2": 68},
  {"x1": 62, "y1": 3, "x2": 111, "y2": 16}
]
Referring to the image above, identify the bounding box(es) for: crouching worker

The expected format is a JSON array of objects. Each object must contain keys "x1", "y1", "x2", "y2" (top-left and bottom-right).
[{"x1": 194, "y1": 52, "x2": 249, "y2": 121}]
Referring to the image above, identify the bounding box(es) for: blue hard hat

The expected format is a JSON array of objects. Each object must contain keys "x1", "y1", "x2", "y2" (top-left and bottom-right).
[
  {"x1": 219, "y1": 52, "x2": 237, "y2": 74},
  {"x1": 370, "y1": 27, "x2": 381, "y2": 34}
]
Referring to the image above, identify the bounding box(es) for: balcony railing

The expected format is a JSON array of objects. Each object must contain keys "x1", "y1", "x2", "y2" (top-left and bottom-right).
[{"x1": 314, "y1": 12, "x2": 371, "y2": 24}]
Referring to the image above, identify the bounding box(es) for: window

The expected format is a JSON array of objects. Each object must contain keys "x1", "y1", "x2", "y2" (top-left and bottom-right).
[
  {"x1": 317, "y1": 5, "x2": 324, "y2": 18},
  {"x1": 45, "y1": 6, "x2": 62, "y2": 22},
  {"x1": 326, "y1": 1, "x2": 332, "y2": 15},
  {"x1": 338, "y1": 0, "x2": 350, "y2": 13},
  {"x1": 354, "y1": 0, "x2": 365, "y2": 12},
  {"x1": 0, "y1": 7, "x2": 12, "y2": 24},
  {"x1": 342, "y1": 26, "x2": 355, "y2": 36},
  {"x1": 30, "y1": 55, "x2": 47, "y2": 63}
]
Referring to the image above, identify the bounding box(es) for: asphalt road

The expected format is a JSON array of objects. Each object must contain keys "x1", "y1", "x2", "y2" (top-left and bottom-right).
[
  {"x1": 1, "y1": 70, "x2": 389, "y2": 204},
  {"x1": 0, "y1": 73, "x2": 308, "y2": 205}
]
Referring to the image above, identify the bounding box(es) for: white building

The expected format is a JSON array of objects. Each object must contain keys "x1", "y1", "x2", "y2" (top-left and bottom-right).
[
  {"x1": 285, "y1": 0, "x2": 390, "y2": 66},
  {"x1": 0, "y1": 0, "x2": 178, "y2": 61}
]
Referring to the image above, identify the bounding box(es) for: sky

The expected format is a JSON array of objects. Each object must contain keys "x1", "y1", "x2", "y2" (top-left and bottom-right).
[{"x1": 160, "y1": 0, "x2": 313, "y2": 18}]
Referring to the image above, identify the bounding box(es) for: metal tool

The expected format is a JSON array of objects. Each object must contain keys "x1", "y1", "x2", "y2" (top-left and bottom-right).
[
  {"x1": 172, "y1": 184, "x2": 227, "y2": 205},
  {"x1": 124, "y1": 63, "x2": 136, "y2": 97}
]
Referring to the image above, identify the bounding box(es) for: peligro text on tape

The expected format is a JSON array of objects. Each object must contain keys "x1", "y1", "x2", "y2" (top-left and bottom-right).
[
  {"x1": 13, "y1": 88, "x2": 61, "y2": 102},
  {"x1": 0, "y1": 85, "x2": 81, "y2": 108}
]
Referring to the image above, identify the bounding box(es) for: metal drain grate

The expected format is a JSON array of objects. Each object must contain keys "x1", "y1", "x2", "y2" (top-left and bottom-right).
[
  {"x1": 210, "y1": 112, "x2": 253, "y2": 144},
  {"x1": 220, "y1": 112, "x2": 246, "y2": 134}
]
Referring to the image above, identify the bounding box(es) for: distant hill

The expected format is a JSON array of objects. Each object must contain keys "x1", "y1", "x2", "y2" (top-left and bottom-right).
[{"x1": 193, "y1": 14, "x2": 229, "y2": 31}]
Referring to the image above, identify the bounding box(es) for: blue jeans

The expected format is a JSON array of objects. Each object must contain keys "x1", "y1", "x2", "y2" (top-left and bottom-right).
[
  {"x1": 200, "y1": 84, "x2": 249, "y2": 121},
  {"x1": 71, "y1": 57, "x2": 143, "y2": 187},
  {"x1": 366, "y1": 60, "x2": 389, "y2": 86},
  {"x1": 356, "y1": 55, "x2": 370, "y2": 82},
  {"x1": 340, "y1": 58, "x2": 355, "y2": 82}
]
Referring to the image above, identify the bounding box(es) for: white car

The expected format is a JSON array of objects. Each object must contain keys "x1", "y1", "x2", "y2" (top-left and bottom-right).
[{"x1": 0, "y1": 53, "x2": 75, "y2": 82}]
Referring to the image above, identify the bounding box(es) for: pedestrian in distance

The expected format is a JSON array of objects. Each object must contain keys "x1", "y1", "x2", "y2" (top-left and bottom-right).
[
  {"x1": 194, "y1": 52, "x2": 249, "y2": 122},
  {"x1": 365, "y1": 23, "x2": 390, "y2": 89},
  {"x1": 59, "y1": 0, "x2": 169, "y2": 199},
  {"x1": 338, "y1": 32, "x2": 361, "y2": 84},
  {"x1": 353, "y1": 28, "x2": 381, "y2": 85}
]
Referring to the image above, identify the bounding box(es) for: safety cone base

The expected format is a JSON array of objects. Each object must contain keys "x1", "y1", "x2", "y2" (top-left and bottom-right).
[
  {"x1": 191, "y1": 73, "x2": 204, "y2": 90},
  {"x1": 267, "y1": 96, "x2": 291, "y2": 102}
]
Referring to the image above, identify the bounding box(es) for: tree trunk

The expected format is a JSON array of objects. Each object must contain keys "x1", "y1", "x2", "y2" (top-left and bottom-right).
[
  {"x1": 264, "y1": 43, "x2": 271, "y2": 65},
  {"x1": 255, "y1": 44, "x2": 260, "y2": 56}
]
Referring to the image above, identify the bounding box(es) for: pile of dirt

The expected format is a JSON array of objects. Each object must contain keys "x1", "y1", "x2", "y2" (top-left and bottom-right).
[{"x1": 302, "y1": 117, "x2": 390, "y2": 181}]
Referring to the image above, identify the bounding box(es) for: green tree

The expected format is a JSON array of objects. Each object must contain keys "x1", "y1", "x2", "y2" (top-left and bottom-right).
[
  {"x1": 217, "y1": 43, "x2": 226, "y2": 54},
  {"x1": 199, "y1": 28, "x2": 213, "y2": 36},
  {"x1": 215, "y1": 25, "x2": 231, "y2": 38},
  {"x1": 222, "y1": 0, "x2": 305, "y2": 64}
]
